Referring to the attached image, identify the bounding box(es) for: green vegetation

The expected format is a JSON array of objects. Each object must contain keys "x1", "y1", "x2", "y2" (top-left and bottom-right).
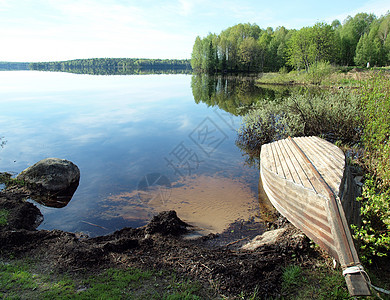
[
  {"x1": 352, "y1": 176, "x2": 390, "y2": 264},
  {"x1": 281, "y1": 265, "x2": 305, "y2": 295},
  {"x1": 360, "y1": 73, "x2": 390, "y2": 185},
  {"x1": 351, "y1": 73, "x2": 390, "y2": 264},
  {"x1": 281, "y1": 264, "x2": 351, "y2": 299},
  {"x1": 192, "y1": 12, "x2": 390, "y2": 73},
  {"x1": 0, "y1": 209, "x2": 9, "y2": 226},
  {"x1": 0, "y1": 260, "x2": 210, "y2": 299},
  {"x1": 29, "y1": 58, "x2": 192, "y2": 75},
  {"x1": 238, "y1": 71, "x2": 390, "y2": 265},
  {"x1": 237, "y1": 88, "x2": 361, "y2": 155}
]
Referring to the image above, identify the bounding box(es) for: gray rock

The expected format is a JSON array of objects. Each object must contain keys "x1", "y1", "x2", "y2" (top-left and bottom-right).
[
  {"x1": 17, "y1": 158, "x2": 80, "y2": 194},
  {"x1": 241, "y1": 228, "x2": 287, "y2": 250}
]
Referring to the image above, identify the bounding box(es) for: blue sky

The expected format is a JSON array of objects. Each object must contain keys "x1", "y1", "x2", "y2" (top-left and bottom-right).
[{"x1": 1, "y1": 0, "x2": 389, "y2": 62}]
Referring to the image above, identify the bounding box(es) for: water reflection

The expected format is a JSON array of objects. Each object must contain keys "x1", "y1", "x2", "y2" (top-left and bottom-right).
[
  {"x1": 30, "y1": 180, "x2": 79, "y2": 208},
  {"x1": 1, "y1": 72, "x2": 276, "y2": 236},
  {"x1": 190, "y1": 74, "x2": 292, "y2": 168},
  {"x1": 191, "y1": 74, "x2": 294, "y2": 116}
]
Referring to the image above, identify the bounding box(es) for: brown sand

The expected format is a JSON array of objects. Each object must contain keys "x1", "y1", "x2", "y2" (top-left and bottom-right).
[{"x1": 102, "y1": 174, "x2": 259, "y2": 234}]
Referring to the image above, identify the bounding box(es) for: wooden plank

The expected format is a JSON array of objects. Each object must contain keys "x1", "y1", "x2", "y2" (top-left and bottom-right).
[
  {"x1": 263, "y1": 169, "x2": 330, "y2": 228},
  {"x1": 260, "y1": 144, "x2": 275, "y2": 172},
  {"x1": 285, "y1": 138, "x2": 326, "y2": 194},
  {"x1": 309, "y1": 141, "x2": 344, "y2": 189},
  {"x1": 345, "y1": 273, "x2": 371, "y2": 296},
  {"x1": 279, "y1": 138, "x2": 302, "y2": 185},
  {"x1": 294, "y1": 137, "x2": 343, "y2": 196},
  {"x1": 312, "y1": 136, "x2": 344, "y2": 161},
  {"x1": 299, "y1": 137, "x2": 345, "y2": 184},
  {"x1": 296, "y1": 137, "x2": 344, "y2": 181},
  {"x1": 283, "y1": 138, "x2": 317, "y2": 191},
  {"x1": 272, "y1": 140, "x2": 287, "y2": 178},
  {"x1": 261, "y1": 167, "x2": 339, "y2": 260},
  {"x1": 270, "y1": 141, "x2": 284, "y2": 177},
  {"x1": 275, "y1": 140, "x2": 294, "y2": 182}
]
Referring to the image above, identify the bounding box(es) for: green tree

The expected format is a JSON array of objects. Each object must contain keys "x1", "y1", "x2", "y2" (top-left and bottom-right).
[
  {"x1": 338, "y1": 13, "x2": 376, "y2": 65},
  {"x1": 355, "y1": 14, "x2": 390, "y2": 66},
  {"x1": 311, "y1": 22, "x2": 338, "y2": 63},
  {"x1": 258, "y1": 31, "x2": 272, "y2": 71},
  {"x1": 266, "y1": 26, "x2": 290, "y2": 71},
  {"x1": 288, "y1": 23, "x2": 338, "y2": 71},
  {"x1": 238, "y1": 37, "x2": 261, "y2": 72},
  {"x1": 287, "y1": 26, "x2": 315, "y2": 70},
  {"x1": 191, "y1": 36, "x2": 203, "y2": 70}
]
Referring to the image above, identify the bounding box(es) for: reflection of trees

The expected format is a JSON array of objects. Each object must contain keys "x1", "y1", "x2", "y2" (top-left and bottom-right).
[
  {"x1": 191, "y1": 74, "x2": 291, "y2": 116},
  {"x1": 191, "y1": 74, "x2": 262, "y2": 115},
  {"x1": 29, "y1": 58, "x2": 192, "y2": 75},
  {"x1": 191, "y1": 75, "x2": 296, "y2": 167}
]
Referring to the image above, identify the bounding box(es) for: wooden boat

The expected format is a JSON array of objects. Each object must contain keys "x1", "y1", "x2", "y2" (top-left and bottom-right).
[{"x1": 260, "y1": 136, "x2": 371, "y2": 296}]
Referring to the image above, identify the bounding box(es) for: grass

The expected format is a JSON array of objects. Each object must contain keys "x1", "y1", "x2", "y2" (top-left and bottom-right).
[
  {"x1": 281, "y1": 263, "x2": 351, "y2": 299},
  {"x1": 0, "y1": 260, "x2": 212, "y2": 299},
  {"x1": 279, "y1": 260, "x2": 390, "y2": 299},
  {"x1": 0, "y1": 209, "x2": 9, "y2": 226},
  {"x1": 258, "y1": 66, "x2": 389, "y2": 88}
]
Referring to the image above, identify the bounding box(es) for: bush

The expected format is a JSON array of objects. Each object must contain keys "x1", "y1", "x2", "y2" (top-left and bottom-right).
[
  {"x1": 237, "y1": 89, "x2": 362, "y2": 155},
  {"x1": 352, "y1": 72, "x2": 390, "y2": 262},
  {"x1": 306, "y1": 61, "x2": 335, "y2": 84},
  {"x1": 360, "y1": 72, "x2": 390, "y2": 186},
  {"x1": 352, "y1": 176, "x2": 390, "y2": 263}
]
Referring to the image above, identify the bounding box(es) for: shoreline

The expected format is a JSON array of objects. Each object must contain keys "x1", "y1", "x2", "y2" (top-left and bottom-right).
[{"x1": 0, "y1": 187, "x2": 312, "y2": 298}]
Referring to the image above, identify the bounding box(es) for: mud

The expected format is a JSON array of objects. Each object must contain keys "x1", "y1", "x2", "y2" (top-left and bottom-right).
[{"x1": 0, "y1": 189, "x2": 314, "y2": 298}]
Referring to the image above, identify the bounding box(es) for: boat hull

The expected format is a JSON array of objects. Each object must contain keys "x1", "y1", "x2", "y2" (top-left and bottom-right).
[{"x1": 260, "y1": 136, "x2": 370, "y2": 296}]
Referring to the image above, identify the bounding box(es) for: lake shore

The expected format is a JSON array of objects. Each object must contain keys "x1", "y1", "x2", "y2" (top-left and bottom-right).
[
  {"x1": 0, "y1": 187, "x2": 321, "y2": 298},
  {"x1": 2, "y1": 184, "x2": 390, "y2": 298}
]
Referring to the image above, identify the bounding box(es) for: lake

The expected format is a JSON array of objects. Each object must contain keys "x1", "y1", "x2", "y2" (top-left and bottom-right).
[{"x1": 0, "y1": 71, "x2": 276, "y2": 237}]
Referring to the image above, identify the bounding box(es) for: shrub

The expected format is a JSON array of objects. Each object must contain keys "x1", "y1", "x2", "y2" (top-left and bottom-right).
[
  {"x1": 360, "y1": 72, "x2": 390, "y2": 186},
  {"x1": 236, "y1": 89, "x2": 362, "y2": 156},
  {"x1": 306, "y1": 61, "x2": 335, "y2": 84},
  {"x1": 352, "y1": 72, "x2": 390, "y2": 262},
  {"x1": 352, "y1": 176, "x2": 390, "y2": 263}
]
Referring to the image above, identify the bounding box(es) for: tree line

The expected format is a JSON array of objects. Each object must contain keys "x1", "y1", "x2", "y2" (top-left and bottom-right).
[
  {"x1": 191, "y1": 12, "x2": 390, "y2": 73},
  {"x1": 0, "y1": 62, "x2": 30, "y2": 70},
  {"x1": 29, "y1": 58, "x2": 192, "y2": 74}
]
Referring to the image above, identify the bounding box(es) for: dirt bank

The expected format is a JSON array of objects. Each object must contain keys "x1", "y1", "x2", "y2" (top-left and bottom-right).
[{"x1": 0, "y1": 189, "x2": 315, "y2": 298}]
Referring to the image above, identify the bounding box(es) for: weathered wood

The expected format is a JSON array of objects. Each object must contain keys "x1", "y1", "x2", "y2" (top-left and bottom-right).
[{"x1": 260, "y1": 136, "x2": 371, "y2": 296}]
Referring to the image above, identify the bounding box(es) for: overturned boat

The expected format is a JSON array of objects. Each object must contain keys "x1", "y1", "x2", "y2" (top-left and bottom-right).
[{"x1": 260, "y1": 136, "x2": 371, "y2": 296}]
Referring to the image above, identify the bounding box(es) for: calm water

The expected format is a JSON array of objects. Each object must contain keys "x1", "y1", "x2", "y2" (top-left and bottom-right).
[{"x1": 0, "y1": 71, "x2": 268, "y2": 236}]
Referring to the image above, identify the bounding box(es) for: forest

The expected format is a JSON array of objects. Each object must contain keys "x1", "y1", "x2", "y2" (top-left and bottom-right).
[
  {"x1": 29, "y1": 58, "x2": 192, "y2": 74},
  {"x1": 191, "y1": 12, "x2": 390, "y2": 73}
]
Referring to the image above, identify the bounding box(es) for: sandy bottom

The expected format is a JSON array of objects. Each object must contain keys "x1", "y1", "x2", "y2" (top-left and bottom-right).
[{"x1": 101, "y1": 174, "x2": 260, "y2": 234}]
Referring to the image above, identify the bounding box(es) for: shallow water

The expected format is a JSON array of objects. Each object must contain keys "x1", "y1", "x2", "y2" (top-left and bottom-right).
[{"x1": 0, "y1": 71, "x2": 264, "y2": 236}]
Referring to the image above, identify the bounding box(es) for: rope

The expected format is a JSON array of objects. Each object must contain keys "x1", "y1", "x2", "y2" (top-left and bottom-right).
[
  {"x1": 369, "y1": 284, "x2": 390, "y2": 295},
  {"x1": 343, "y1": 264, "x2": 390, "y2": 296}
]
